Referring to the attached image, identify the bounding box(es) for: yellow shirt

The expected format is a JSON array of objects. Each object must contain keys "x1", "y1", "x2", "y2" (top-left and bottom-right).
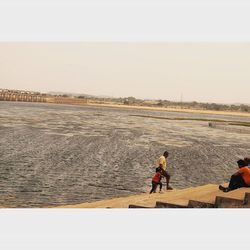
[{"x1": 157, "y1": 155, "x2": 167, "y2": 170}]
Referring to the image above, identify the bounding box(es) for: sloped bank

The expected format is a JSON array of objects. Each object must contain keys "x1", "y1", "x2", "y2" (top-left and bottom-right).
[{"x1": 58, "y1": 184, "x2": 250, "y2": 208}]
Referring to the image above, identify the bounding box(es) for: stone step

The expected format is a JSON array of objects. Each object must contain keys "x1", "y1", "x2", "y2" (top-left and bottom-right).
[
  {"x1": 215, "y1": 196, "x2": 245, "y2": 208},
  {"x1": 187, "y1": 200, "x2": 214, "y2": 208},
  {"x1": 154, "y1": 185, "x2": 218, "y2": 208},
  {"x1": 243, "y1": 192, "x2": 250, "y2": 205},
  {"x1": 132, "y1": 186, "x2": 250, "y2": 208},
  {"x1": 156, "y1": 200, "x2": 188, "y2": 208},
  {"x1": 128, "y1": 204, "x2": 153, "y2": 208},
  {"x1": 58, "y1": 184, "x2": 250, "y2": 208},
  {"x1": 130, "y1": 184, "x2": 218, "y2": 208}
]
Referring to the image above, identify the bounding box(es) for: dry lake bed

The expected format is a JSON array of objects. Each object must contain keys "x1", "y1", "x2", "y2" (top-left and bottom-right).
[{"x1": 1, "y1": 101, "x2": 250, "y2": 207}]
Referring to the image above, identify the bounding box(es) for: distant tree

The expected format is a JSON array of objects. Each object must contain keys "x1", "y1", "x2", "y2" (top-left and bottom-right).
[
  {"x1": 156, "y1": 100, "x2": 163, "y2": 107},
  {"x1": 240, "y1": 104, "x2": 250, "y2": 112},
  {"x1": 123, "y1": 96, "x2": 136, "y2": 105}
]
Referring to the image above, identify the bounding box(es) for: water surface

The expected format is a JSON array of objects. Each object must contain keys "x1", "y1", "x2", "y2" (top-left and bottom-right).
[{"x1": 1, "y1": 101, "x2": 250, "y2": 207}]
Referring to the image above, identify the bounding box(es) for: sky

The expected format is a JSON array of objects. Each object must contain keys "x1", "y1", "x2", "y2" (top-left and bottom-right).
[
  {"x1": 1, "y1": 1, "x2": 250, "y2": 104},
  {"x1": 0, "y1": 42, "x2": 250, "y2": 104}
]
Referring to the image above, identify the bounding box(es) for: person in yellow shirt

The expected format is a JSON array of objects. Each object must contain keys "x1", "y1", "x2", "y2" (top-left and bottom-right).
[{"x1": 157, "y1": 151, "x2": 173, "y2": 190}]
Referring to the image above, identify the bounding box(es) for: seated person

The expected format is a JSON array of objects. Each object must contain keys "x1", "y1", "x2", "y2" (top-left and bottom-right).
[{"x1": 219, "y1": 159, "x2": 250, "y2": 192}]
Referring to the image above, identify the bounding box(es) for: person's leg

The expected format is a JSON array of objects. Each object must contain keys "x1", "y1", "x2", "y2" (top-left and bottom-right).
[
  {"x1": 164, "y1": 171, "x2": 172, "y2": 190},
  {"x1": 228, "y1": 174, "x2": 246, "y2": 190},
  {"x1": 220, "y1": 175, "x2": 247, "y2": 192},
  {"x1": 150, "y1": 182, "x2": 154, "y2": 194},
  {"x1": 160, "y1": 169, "x2": 170, "y2": 189},
  {"x1": 159, "y1": 182, "x2": 162, "y2": 191},
  {"x1": 150, "y1": 182, "x2": 157, "y2": 194}
]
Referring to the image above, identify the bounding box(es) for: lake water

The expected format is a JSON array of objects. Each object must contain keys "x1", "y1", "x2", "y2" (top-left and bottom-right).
[{"x1": 1, "y1": 101, "x2": 250, "y2": 207}]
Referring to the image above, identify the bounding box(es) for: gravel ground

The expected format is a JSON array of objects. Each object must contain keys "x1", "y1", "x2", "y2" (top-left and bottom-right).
[{"x1": 0, "y1": 101, "x2": 250, "y2": 207}]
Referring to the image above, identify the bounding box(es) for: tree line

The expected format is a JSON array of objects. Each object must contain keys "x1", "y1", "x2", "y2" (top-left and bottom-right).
[{"x1": 75, "y1": 95, "x2": 250, "y2": 113}]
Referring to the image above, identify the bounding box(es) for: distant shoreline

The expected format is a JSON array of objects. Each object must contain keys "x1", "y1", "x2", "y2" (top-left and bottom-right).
[
  {"x1": 1, "y1": 89, "x2": 250, "y2": 117},
  {"x1": 84, "y1": 102, "x2": 250, "y2": 117},
  {"x1": 3, "y1": 99, "x2": 250, "y2": 117}
]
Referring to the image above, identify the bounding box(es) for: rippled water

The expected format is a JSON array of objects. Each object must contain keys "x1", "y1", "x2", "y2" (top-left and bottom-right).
[{"x1": 1, "y1": 101, "x2": 250, "y2": 207}]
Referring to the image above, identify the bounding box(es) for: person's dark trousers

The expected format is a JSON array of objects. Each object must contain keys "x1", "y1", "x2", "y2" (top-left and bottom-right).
[
  {"x1": 228, "y1": 174, "x2": 248, "y2": 190},
  {"x1": 150, "y1": 181, "x2": 162, "y2": 193}
]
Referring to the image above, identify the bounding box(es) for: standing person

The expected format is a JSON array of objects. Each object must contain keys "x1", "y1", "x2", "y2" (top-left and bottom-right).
[
  {"x1": 219, "y1": 159, "x2": 250, "y2": 192},
  {"x1": 157, "y1": 151, "x2": 173, "y2": 190},
  {"x1": 150, "y1": 167, "x2": 162, "y2": 194}
]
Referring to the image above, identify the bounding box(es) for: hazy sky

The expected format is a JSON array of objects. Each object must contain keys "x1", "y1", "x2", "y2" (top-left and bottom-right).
[{"x1": 0, "y1": 42, "x2": 250, "y2": 103}]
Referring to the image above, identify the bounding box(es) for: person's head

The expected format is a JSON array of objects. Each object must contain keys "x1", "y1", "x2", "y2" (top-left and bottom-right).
[
  {"x1": 244, "y1": 157, "x2": 250, "y2": 165},
  {"x1": 237, "y1": 159, "x2": 247, "y2": 168},
  {"x1": 163, "y1": 151, "x2": 169, "y2": 158},
  {"x1": 156, "y1": 167, "x2": 161, "y2": 173}
]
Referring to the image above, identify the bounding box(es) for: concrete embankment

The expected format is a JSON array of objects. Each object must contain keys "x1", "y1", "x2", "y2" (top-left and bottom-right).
[{"x1": 58, "y1": 184, "x2": 250, "y2": 208}]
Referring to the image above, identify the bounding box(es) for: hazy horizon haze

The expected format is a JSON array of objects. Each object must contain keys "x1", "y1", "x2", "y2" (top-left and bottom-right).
[{"x1": 0, "y1": 42, "x2": 250, "y2": 104}]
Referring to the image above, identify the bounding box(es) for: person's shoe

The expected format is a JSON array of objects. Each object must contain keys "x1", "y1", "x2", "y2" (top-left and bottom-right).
[
  {"x1": 167, "y1": 186, "x2": 173, "y2": 190},
  {"x1": 159, "y1": 190, "x2": 163, "y2": 193},
  {"x1": 219, "y1": 185, "x2": 230, "y2": 192}
]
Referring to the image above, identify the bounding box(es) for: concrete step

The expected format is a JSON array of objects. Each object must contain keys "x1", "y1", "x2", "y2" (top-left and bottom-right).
[
  {"x1": 58, "y1": 184, "x2": 250, "y2": 208},
  {"x1": 156, "y1": 200, "x2": 188, "y2": 208},
  {"x1": 128, "y1": 204, "x2": 153, "y2": 208},
  {"x1": 215, "y1": 196, "x2": 245, "y2": 208},
  {"x1": 131, "y1": 184, "x2": 218, "y2": 208},
  {"x1": 163, "y1": 186, "x2": 250, "y2": 208},
  {"x1": 214, "y1": 191, "x2": 250, "y2": 208},
  {"x1": 154, "y1": 184, "x2": 218, "y2": 208},
  {"x1": 243, "y1": 192, "x2": 250, "y2": 205},
  {"x1": 187, "y1": 200, "x2": 214, "y2": 208},
  {"x1": 132, "y1": 186, "x2": 250, "y2": 208},
  {"x1": 127, "y1": 184, "x2": 217, "y2": 208}
]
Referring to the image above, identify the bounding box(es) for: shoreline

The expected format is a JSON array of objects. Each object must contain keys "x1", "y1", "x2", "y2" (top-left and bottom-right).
[
  {"x1": 84, "y1": 102, "x2": 250, "y2": 118},
  {"x1": 2, "y1": 100, "x2": 250, "y2": 118},
  {"x1": 57, "y1": 183, "x2": 249, "y2": 209}
]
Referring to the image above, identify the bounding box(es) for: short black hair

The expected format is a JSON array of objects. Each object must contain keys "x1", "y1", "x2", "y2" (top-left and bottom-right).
[
  {"x1": 156, "y1": 167, "x2": 161, "y2": 172},
  {"x1": 163, "y1": 151, "x2": 169, "y2": 156},
  {"x1": 237, "y1": 159, "x2": 247, "y2": 167},
  {"x1": 244, "y1": 157, "x2": 250, "y2": 164}
]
